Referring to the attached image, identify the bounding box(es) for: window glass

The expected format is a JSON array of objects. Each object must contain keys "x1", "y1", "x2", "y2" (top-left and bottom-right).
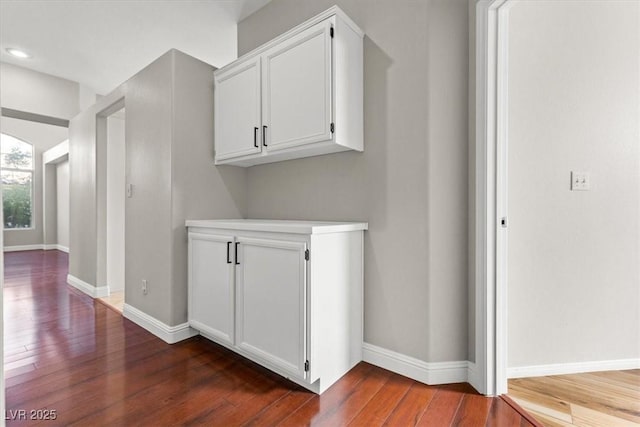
[
  {"x1": 1, "y1": 134, "x2": 34, "y2": 229},
  {"x1": 1, "y1": 134, "x2": 33, "y2": 169}
]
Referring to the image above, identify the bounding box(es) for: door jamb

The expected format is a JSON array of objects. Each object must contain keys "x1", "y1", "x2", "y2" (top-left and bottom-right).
[
  {"x1": 474, "y1": 0, "x2": 512, "y2": 396},
  {"x1": 96, "y1": 98, "x2": 126, "y2": 295}
]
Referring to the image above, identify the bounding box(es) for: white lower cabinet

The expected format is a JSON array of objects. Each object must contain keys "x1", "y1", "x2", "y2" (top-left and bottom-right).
[
  {"x1": 188, "y1": 233, "x2": 235, "y2": 346},
  {"x1": 187, "y1": 219, "x2": 367, "y2": 394},
  {"x1": 236, "y1": 237, "x2": 307, "y2": 380}
]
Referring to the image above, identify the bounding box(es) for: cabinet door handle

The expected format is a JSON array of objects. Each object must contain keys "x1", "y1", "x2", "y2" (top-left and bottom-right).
[
  {"x1": 235, "y1": 242, "x2": 240, "y2": 265},
  {"x1": 262, "y1": 125, "x2": 268, "y2": 147},
  {"x1": 226, "y1": 242, "x2": 232, "y2": 264},
  {"x1": 253, "y1": 127, "x2": 259, "y2": 148}
]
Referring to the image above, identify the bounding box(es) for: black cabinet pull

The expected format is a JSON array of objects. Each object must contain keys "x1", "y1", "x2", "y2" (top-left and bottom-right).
[
  {"x1": 226, "y1": 242, "x2": 232, "y2": 264},
  {"x1": 253, "y1": 127, "x2": 258, "y2": 148},
  {"x1": 262, "y1": 125, "x2": 268, "y2": 147},
  {"x1": 235, "y1": 242, "x2": 240, "y2": 265}
]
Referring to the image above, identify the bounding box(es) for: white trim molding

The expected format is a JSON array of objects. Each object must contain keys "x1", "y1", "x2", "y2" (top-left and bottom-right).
[
  {"x1": 4, "y1": 244, "x2": 68, "y2": 253},
  {"x1": 43, "y1": 244, "x2": 69, "y2": 253},
  {"x1": 508, "y1": 359, "x2": 640, "y2": 379},
  {"x1": 475, "y1": 0, "x2": 513, "y2": 396},
  {"x1": 4, "y1": 244, "x2": 45, "y2": 252},
  {"x1": 123, "y1": 303, "x2": 198, "y2": 344},
  {"x1": 362, "y1": 343, "x2": 469, "y2": 385},
  {"x1": 67, "y1": 274, "x2": 109, "y2": 298},
  {"x1": 467, "y1": 362, "x2": 481, "y2": 392}
]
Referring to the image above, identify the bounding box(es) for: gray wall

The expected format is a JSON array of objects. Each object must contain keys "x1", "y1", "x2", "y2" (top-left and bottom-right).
[
  {"x1": 169, "y1": 50, "x2": 247, "y2": 325},
  {"x1": 69, "y1": 50, "x2": 246, "y2": 326},
  {"x1": 123, "y1": 51, "x2": 175, "y2": 320},
  {"x1": 43, "y1": 163, "x2": 57, "y2": 246},
  {"x1": 0, "y1": 62, "x2": 81, "y2": 120},
  {"x1": 43, "y1": 141, "x2": 69, "y2": 248},
  {"x1": 1, "y1": 62, "x2": 90, "y2": 249},
  {"x1": 238, "y1": 0, "x2": 470, "y2": 362},
  {"x1": 70, "y1": 101, "x2": 103, "y2": 284},
  {"x1": 467, "y1": 0, "x2": 476, "y2": 363},
  {"x1": 1, "y1": 116, "x2": 68, "y2": 247},
  {"x1": 106, "y1": 114, "x2": 125, "y2": 292},
  {"x1": 56, "y1": 160, "x2": 69, "y2": 248},
  {"x1": 507, "y1": 0, "x2": 640, "y2": 367}
]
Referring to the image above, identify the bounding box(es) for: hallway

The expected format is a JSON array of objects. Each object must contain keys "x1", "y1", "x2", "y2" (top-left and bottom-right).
[{"x1": 3, "y1": 250, "x2": 536, "y2": 426}]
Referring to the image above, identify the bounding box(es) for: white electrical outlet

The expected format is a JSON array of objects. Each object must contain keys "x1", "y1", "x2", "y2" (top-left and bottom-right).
[
  {"x1": 142, "y1": 279, "x2": 148, "y2": 295},
  {"x1": 571, "y1": 171, "x2": 590, "y2": 191}
]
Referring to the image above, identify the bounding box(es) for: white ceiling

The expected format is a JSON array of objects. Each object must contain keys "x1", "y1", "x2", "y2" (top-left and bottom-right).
[{"x1": 0, "y1": 0, "x2": 271, "y2": 95}]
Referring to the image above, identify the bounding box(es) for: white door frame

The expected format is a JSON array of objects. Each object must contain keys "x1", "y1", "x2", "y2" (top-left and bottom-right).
[
  {"x1": 474, "y1": 0, "x2": 512, "y2": 396},
  {"x1": 96, "y1": 98, "x2": 126, "y2": 296}
]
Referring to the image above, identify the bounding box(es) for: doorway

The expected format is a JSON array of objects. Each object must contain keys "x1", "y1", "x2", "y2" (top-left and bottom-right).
[
  {"x1": 43, "y1": 143, "x2": 70, "y2": 252},
  {"x1": 476, "y1": 0, "x2": 640, "y2": 400},
  {"x1": 97, "y1": 104, "x2": 126, "y2": 313}
]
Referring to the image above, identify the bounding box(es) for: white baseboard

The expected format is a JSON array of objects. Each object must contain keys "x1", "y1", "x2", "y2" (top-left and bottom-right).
[
  {"x1": 44, "y1": 244, "x2": 69, "y2": 253},
  {"x1": 67, "y1": 274, "x2": 109, "y2": 298},
  {"x1": 467, "y1": 362, "x2": 481, "y2": 392},
  {"x1": 4, "y1": 244, "x2": 45, "y2": 252},
  {"x1": 507, "y1": 358, "x2": 640, "y2": 378},
  {"x1": 362, "y1": 342, "x2": 469, "y2": 385},
  {"x1": 5, "y1": 244, "x2": 69, "y2": 253},
  {"x1": 122, "y1": 303, "x2": 198, "y2": 344}
]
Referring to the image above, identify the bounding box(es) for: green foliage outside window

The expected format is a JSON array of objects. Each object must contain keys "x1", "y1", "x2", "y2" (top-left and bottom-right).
[{"x1": 1, "y1": 134, "x2": 34, "y2": 229}]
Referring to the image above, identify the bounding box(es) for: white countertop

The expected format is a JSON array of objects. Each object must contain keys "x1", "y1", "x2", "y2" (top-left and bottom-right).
[{"x1": 185, "y1": 219, "x2": 368, "y2": 235}]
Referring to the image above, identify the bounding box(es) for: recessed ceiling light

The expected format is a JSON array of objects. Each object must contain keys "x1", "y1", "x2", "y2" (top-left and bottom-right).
[{"x1": 6, "y1": 48, "x2": 31, "y2": 59}]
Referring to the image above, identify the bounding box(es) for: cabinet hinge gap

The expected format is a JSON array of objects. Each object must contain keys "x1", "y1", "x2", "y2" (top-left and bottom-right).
[
  {"x1": 330, "y1": 123, "x2": 335, "y2": 133},
  {"x1": 304, "y1": 360, "x2": 310, "y2": 371},
  {"x1": 304, "y1": 249, "x2": 310, "y2": 261},
  {"x1": 330, "y1": 27, "x2": 334, "y2": 38}
]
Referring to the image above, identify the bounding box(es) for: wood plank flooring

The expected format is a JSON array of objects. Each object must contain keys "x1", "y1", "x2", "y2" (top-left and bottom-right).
[
  {"x1": 97, "y1": 290, "x2": 124, "y2": 313},
  {"x1": 4, "y1": 250, "x2": 535, "y2": 426},
  {"x1": 509, "y1": 370, "x2": 640, "y2": 426}
]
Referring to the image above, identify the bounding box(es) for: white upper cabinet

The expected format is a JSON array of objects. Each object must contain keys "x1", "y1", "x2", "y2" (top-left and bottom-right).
[
  {"x1": 214, "y1": 57, "x2": 262, "y2": 161},
  {"x1": 262, "y1": 20, "x2": 332, "y2": 152},
  {"x1": 214, "y1": 6, "x2": 363, "y2": 167}
]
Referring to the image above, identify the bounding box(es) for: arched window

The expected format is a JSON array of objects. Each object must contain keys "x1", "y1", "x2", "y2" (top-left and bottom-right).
[{"x1": 1, "y1": 134, "x2": 34, "y2": 229}]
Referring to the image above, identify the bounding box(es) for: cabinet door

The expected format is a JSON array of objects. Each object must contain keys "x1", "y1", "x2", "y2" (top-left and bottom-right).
[
  {"x1": 188, "y1": 232, "x2": 235, "y2": 346},
  {"x1": 262, "y1": 20, "x2": 333, "y2": 152},
  {"x1": 235, "y1": 237, "x2": 308, "y2": 380},
  {"x1": 214, "y1": 57, "x2": 262, "y2": 162}
]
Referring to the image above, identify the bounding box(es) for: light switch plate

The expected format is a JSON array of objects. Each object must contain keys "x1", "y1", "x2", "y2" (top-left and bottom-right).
[{"x1": 571, "y1": 171, "x2": 590, "y2": 191}]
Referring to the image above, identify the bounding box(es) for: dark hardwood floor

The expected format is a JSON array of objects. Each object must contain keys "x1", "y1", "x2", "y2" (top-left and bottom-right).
[{"x1": 4, "y1": 250, "x2": 534, "y2": 426}]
